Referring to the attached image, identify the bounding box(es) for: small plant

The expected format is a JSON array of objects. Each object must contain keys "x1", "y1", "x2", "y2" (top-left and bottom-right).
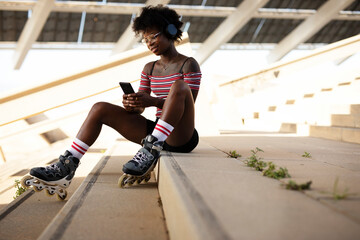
[
  {"x1": 319, "y1": 177, "x2": 357, "y2": 200},
  {"x1": 251, "y1": 147, "x2": 264, "y2": 155},
  {"x1": 302, "y1": 152, "x2": 312, "y2": 158},
  {"x1": 13, "y1": 179, "x2": 27, "y2": 199},
  {"x1": 254, "y1": 160, "x2": 268, "y2": 171},
  {"x1": 244, "y1": 147, "x2": 266, "y2": 171},
  {"x1": 228, "y1": 150, "x2": 241, "y2": 159},
  {"x1": 332, "y1": 177, "x2": 349, "y2": 200},
  {"x1": 263, "y1": 162, "x2": 291, "y2": 179},
  {"x1": 284, "y1": 180, "x2": 312, "y2": 190}
]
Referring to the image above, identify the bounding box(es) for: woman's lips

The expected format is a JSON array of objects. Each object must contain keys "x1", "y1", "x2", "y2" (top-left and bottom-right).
[{"x1": 151, "y1": 46, "x2": 158, "y2": 53}]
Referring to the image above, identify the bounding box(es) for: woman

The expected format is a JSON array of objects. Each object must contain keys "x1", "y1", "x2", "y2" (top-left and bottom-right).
[{"x1": 24, "y1": 5, "x2": 201, "y2": 196}]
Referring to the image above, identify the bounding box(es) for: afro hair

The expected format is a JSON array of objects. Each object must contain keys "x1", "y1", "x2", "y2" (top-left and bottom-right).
[{"x1": 132, "y1": 5, "x2": 183, "y2": 42}]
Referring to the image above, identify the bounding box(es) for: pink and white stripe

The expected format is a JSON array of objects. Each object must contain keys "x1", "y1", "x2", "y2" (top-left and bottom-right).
[
  {"x1": 139, "y1": 71, "x2": 201, "y2": 117},
  {"x1": 152, "y1": 119, "x2": 174, "y2": 142},
  {"x1": 68, "y1": 138, "x2": 89, "y2": 159},
  {"x1": 71, "y1": 142, "x2": 87, "y2": 155}
]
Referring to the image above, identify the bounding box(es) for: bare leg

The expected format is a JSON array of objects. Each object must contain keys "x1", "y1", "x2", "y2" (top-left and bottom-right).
[
  {"x1": 76, "y1": 102, "x2": 148, "y2": 146},
  {"x1": 27, "y1": 102, "x2": 150, "y2": 194},
  {"x1": 160, "y1": 80, "x2": 195, "y2": 146},
  {"x1": 76, "y1": 80, "x2": 195, "y2": 147}
]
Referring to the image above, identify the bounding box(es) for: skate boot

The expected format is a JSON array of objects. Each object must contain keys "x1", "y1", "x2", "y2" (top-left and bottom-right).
[
  {"x1": 118, "y1": 135, "x2": 163, "y2": 188},
  {"x1": 21, "y1": 150, "x2": 79, "y2": 200}
]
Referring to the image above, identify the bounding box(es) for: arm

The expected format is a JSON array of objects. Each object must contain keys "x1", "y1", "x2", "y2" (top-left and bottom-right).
[
  {"x1": 123, "y1": 61, "x2": 161, "y2": 113},
  {"x1": 123, "y1": 91, "x2": 163, "y2": 113},
  {"x1": 182, "y1": 57, "x2": 201, "y2": 102}
]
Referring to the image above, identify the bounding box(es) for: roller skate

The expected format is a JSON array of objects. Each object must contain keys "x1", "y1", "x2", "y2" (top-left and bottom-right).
[
  {"x1": 21, "y1": 150, "x2": 79, "y2": 201},
  {"x1": 118, "y1": 135, "x2": 163, "y2": 188}
]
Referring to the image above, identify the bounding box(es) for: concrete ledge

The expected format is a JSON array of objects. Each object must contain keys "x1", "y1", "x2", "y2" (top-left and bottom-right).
[
  {"x1": 156, "y1": 143, "x2": 232, "y2": 240},
  {"x1": 332, "y1": 114, "x2": 360, "y2": 128},
  {"x1": 310, "y1": 125, "x2": 360, "y2": 144},
  {"x1": 279, "y1": 123, "x2": 297, "y2": 133},
  {"x1": 342, "y1": 127, "x2": 360, "y2": 144},
  {"x1": 310, "y1": 125, "x2": 342, "y2": 141},
  {"x1": 0, "y1": 189, "x2": 34, "y2": 221},
  {"x1": 157, "y1": 139, "x2": 360, "y2": 240},
  {"x1": 351, "y1": 104, "x2": 360, "y2": 114}
]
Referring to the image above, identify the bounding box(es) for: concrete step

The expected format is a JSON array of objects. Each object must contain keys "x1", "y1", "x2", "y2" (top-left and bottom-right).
[
  {"x1": 258, "y1": 101, "x2": 353, "y2": 126},
  {"x1": 3, "y1": 134, "x2": 360, "y2": 240},
  {"x1": 0, "y1": 150, "x2": 104, "y2": 240},
  {"x1": 157, "y1": 136, "x2": 360, "y2": 240},
  {"x1": 351, "y1": 104, "x2": 360, "y2": 114},
  {"x1": 331, "y1": 114, "x2": 360, "y2": 128},
  {"x1": 331, "y1": 104, "x2": 360, "y2": 128},
  {"x1": 230, "y1": 77, "x2": 360, "y2": 132},
  {"x1": 232, "y1": 118, "x2": 309, "y2": 136},
  {"x1": 309, "y1": 125, "x2": 360, "y2": 144},
  {"x1": 37, "y1": 139, "x2": 168, "y2": 240}
]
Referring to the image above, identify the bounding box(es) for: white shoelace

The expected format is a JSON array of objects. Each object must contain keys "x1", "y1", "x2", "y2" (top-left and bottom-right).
[
  {"x1": 46, "y1": 163, "x2": 60, "y2": 172},
  {"x1": 133, "y1": 151, "x2": 148, "y2": 164}
]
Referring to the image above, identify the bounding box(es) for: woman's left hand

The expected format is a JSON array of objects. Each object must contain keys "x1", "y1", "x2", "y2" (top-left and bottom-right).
[
  {"x1": 123, "y1": 92, "x2": 157, "y2": 114},
  {"x1": 124, "y1": 92, "x2": 155, "y2": 108}
]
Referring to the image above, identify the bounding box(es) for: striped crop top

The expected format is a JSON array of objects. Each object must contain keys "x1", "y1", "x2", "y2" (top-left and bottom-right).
[{"x1": 139, "y1": 59, "x2": 201, "y2": 117}]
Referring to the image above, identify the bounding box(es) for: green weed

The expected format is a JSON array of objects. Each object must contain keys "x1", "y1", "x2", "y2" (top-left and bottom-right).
[
  {"x1": 284, "y1": 180, "x2": 312, "y2": 190},
  {"x1": 254, "y1": 160, "x2": 268, "y2": 171},
  {"x1": 302, "y1": 152, "x2": 312, "y2": 158},
  {"x1": 319, "y1": 177, "x2": 357, "y2": 200},
  {"x1": 228, "y1": 150, "x2": 241, "y2": 159},
  {"x1": 244, "y1": 147, "x2": 267, "y2": 171},
  {"x1": 332, "y1": 177, "x2": 349, "y2": 200},
  {"x1": 13, "y1": 179, "x2": 27, "y2": 199},
  {"x1": 263, "y1": 162, "x2": 291, "y2": 179}
]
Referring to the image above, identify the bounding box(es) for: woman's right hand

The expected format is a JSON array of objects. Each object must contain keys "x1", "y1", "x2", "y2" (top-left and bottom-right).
[
  {"x1": 123, "y1": 93, "x2": 144, "y2": 113},
  {"x1": 124, "y1": 92, "x2": 157, "y2": 107}
]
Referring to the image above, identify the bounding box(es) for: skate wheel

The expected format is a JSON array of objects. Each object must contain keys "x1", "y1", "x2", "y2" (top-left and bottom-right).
[
  {"x1": 21, "y1": 175, "x2": 33, "y2": 188},
  {"x1": 45, "y1": 189, "x2": 55, "y2": 196},
  {"x1": 136, "y1": 177, "x2": 143, "y2": 184},
  {"x1": 126, "y1": 179, "x2": 134, "y2": 187},
  {"x1": 56, "y1": 189, "x2": 67, "y2": 201},
  {"x1": 144, "y1": 174, "x2": 151, "y2": 183},
  {"x1": 33, "y1": 185, "x2": 43, "y2": 192},
  {"x1": 118, "y1": 174, "x2": 127, "y2": 188}
]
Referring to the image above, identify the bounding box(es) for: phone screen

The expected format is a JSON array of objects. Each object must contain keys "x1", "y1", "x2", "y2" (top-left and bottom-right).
[{"x1": 119, "y1": 82, "x2": 135, "y2": 94}]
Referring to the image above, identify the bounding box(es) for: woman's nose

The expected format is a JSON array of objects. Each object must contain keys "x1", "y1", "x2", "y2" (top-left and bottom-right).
[{"x1": 147, "y1": 40, "x2": 155, "y2": 47}]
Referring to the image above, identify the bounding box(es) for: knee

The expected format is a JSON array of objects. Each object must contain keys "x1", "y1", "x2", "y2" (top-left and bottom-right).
[
  {"x1": 89, "y1": 102, "x2": 112, "y2": 118},
  {"x1": 169, "y1": 80, "x2": 190, "y2": 97}
]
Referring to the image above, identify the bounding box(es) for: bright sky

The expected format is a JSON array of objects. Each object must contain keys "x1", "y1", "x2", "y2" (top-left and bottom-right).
[
  {"x1": 0, "y1": 46, "x2": 303, "y2": 95},
  {"x1": 1, "y1": 45, "x2": 359, "y2": 96}
]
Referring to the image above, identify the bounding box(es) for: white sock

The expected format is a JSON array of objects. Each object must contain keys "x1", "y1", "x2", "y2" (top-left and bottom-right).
[
  {"x1": 151, "y1": 119, "x2": 174, "y2": 142},
  {"x1": 68, "y1": 138, "x2": 89, "y2": 159}
]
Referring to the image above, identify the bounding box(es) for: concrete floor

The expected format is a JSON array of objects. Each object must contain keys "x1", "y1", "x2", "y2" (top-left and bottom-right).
[
  {"x1": 202, "y1": 132, "x2": 360, "y2": 224},
  {"x1": 158, "y1": 132, "x2": 360, "y2": 240},
  {"x1": 1, "y1": 132, "x2": 359, "y2": 240}
]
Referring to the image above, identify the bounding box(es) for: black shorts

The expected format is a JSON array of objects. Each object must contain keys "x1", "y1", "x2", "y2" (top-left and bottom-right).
[{"x1": 146, "y1": 119, "x2": 199, "y2": 153}]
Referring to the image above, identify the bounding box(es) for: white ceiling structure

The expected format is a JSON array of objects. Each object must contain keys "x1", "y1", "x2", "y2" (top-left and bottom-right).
[{"x1": 0, "y1": 0, "x2": 359, "y2": 69}]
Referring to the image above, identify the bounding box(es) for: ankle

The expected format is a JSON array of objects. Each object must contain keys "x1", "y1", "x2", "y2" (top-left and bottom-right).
[{"x1": 61, "y1": 151, "x2": 80, "y2": 166}]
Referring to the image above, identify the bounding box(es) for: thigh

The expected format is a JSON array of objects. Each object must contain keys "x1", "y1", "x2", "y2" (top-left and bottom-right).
[
  {"x1": 100, "y1": 103, "x2": 149, "y2": 144},
  {"x1": 165, "y1": 83, "x2": 195, "y2": 146}
]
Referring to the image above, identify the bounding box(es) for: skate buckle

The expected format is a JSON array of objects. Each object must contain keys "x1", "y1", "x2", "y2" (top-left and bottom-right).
[{"x1": 152, "y1": 144, "x2": 163, "y2": 152}]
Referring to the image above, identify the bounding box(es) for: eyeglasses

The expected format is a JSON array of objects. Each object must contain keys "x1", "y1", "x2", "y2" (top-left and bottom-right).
[{"x1": 141, "y1": 32, "x2": 161, "y2": 45}]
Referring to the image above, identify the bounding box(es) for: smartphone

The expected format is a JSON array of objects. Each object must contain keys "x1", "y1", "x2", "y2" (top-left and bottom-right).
[{"x1": 119, "y1": 82, "x2": 135, "y2": 94}]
